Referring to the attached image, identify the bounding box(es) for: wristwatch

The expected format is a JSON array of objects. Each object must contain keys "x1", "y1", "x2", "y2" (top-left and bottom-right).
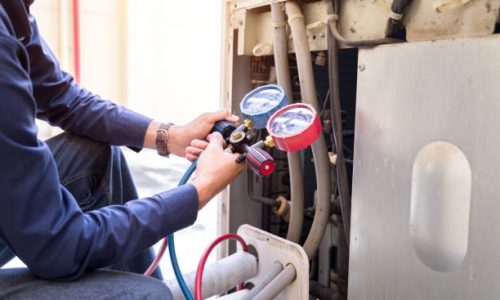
[{"x1": 156, "y1": 122, "x2": 174, "y2": 157}]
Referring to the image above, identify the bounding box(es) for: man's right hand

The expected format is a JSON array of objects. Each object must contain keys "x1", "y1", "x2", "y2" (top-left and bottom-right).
[{"x1": 191, "y1": 132, "x2": 244, "y2": 209}]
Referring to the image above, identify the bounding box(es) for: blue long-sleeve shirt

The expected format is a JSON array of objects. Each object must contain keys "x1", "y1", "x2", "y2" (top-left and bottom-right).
[{"x1": 0, "y1": 2, "x2": 198, "y2": 280}]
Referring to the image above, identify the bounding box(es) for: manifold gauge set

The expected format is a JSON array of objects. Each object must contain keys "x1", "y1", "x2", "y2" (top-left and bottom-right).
[{"x1": 212, "y1": 84, "x2": 322, "y2": 176}]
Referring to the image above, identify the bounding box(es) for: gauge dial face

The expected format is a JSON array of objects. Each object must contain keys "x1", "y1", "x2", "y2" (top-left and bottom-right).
[
  {"x1": 270, "y1": 107, "x2": 314, "y2": 136},
  {"x1": 242, "y1": 89, "x2": 283, "y2": 115},
  {"x1": 267, "y1": 103, "x2": 322, "y2": 152}
]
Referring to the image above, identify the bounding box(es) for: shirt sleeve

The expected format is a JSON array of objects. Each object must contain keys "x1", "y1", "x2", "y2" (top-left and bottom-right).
[
  {"x1": 0, "y1": 19, "x2": 199, "y2": 280},
  {"x1": 27, "y1": 16, "x2": 152, "y2": 149}
]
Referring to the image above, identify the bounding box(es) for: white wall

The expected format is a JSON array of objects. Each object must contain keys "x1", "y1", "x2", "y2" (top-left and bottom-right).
[
  {"x1": 31, "y1": 0, "x2": 223, "y2": 128},
  {"x1": 31, "y1": 0, "x2": 127, "y2": 138},
  {"x1": 126, "y1": 0, "x2": 223, "y2": 124},
  {"x1": 125, "y1": 1, "x2": 224, "y2": 278},
  {"x1": 31, "y1": 0, "x2": 126, "y2": 104}
]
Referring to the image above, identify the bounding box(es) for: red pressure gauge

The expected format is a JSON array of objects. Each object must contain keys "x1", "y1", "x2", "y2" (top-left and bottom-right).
[{"x1": 266, "y1": 103, "x2": 322, "y2": 152}]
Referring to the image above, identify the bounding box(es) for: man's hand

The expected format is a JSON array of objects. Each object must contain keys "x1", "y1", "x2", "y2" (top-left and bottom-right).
[
  {"x1": 191, "y1": 132, "x2": 244, "y2": 209},
  {"x1": 168, "y1": 110, "x2": 238, "y2": 158}
]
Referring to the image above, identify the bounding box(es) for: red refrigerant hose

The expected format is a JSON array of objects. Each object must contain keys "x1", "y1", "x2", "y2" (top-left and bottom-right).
[
  {"x1": 143, "y1": 238, "x2": 168, "y2": 276},
  {"x1": 194, "y1": 233, "x2": 249, "y2": 300}
]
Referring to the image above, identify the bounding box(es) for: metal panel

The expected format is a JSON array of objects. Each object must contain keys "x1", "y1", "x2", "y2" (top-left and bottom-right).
[
  {"x1": 350, "y1": 35, "x2": 500, "y2": 300},
  {"x1": 405, "y1": 0, "x2": 500, "y2": 42},
  {"x1": 339, "y1": 0, "x2": 500, "y2": 43},
  {"x1": 338, "y1": 0, "x2": 390, "y2": 41}
]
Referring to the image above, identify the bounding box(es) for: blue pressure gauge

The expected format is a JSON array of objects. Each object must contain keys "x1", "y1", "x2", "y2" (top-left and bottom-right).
[{"x1": 240, "y1": 84, "x2": 288, "y2": 129}]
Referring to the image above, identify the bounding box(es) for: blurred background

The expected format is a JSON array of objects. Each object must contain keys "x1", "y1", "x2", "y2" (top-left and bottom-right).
[{"x1": 5, "y1": 0, "x2": 223, "y2": 279}]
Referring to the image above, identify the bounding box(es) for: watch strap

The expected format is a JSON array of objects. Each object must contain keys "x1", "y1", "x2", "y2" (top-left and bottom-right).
[{"x1": 156, "y1": 122, "x2": 174, "y2": 157}]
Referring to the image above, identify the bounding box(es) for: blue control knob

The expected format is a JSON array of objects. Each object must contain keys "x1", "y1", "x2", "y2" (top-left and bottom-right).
[{"x1": 240, "y1": 84, "x2": 288, "y2": 129}]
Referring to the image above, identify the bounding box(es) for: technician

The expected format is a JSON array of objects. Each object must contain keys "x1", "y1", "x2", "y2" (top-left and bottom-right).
[{"x1": 0, "y1": 0, "x2": 243, "y2": 299}]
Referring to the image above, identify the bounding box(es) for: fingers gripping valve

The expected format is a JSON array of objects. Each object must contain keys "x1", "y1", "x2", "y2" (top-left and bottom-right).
[{"x1": 213, "y1": 118, "x2": 277, "y2": 177}]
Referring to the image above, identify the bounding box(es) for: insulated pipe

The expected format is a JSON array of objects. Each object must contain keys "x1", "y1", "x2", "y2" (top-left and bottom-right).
[
  {"x1": 241, "y1": 261, "x2": 284, "y2": 300},
  {"x1": 326, "y1": 0, "x2": 351, "y2": 244},
  {"x1": 285, "y1": 1, "x2": 332, "y2": 260},
  {"x1": 328, "y1": 20, "x2": 400, "y2": 48},
  {"x1": 270, "y1": 2, "x2": 305, "y2": 243},
  {"x1": 318, "y1": 223, "x2": 332, "y2": 286},
  {"x1": 327, "y1": 4, "x2": 351, "y2": 297},
  {"x1": 253, "y1": 264, "x2": 297, "y2": 300},
  {"x1": 248, "y1": 171, "x2": 279, "y2": 207},
  {"x1": 218, "y1": 289, "x2": 250, "y2": 299},
  {"x1": 386, "y1": 0, "x2": 413, "y2": 36},
  {"x1": 164, "y1": 252, "x2": 258, "y2": 300},
  {"x1": 336, "y1": 214, "x2": 349, "y2": 299},
  {"x1": 270, "y1": 2, "x2": 293, "y2": 97},
  {"x1": 309, "y1": 280, "x2": 337, "y2": 300}
]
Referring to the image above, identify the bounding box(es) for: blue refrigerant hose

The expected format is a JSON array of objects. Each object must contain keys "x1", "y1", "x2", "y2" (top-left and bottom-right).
[{"x1": 168, "y1": 160, "x2": 197, "y2": 300}]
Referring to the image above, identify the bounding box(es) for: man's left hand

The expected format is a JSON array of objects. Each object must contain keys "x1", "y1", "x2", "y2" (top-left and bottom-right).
[{"x1": 167, "y1": 110, "x2": 239, "y2": 159}]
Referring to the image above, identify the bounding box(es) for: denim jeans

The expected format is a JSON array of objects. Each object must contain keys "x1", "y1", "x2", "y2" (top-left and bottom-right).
[{"x1": 0, "y1": 133, "x2": 171, "y2": 299}]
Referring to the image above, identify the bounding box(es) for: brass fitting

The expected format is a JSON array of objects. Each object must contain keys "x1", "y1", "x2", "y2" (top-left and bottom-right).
[
  {"x1": 264, "y1": 136, "x2": 275, "y2": 148},
  {"x1": 243, "y1": 119, "x2": 253, "y2": 130},
  {"x1": 232, "y1": 131, "x2": 244, "y2": 141}
]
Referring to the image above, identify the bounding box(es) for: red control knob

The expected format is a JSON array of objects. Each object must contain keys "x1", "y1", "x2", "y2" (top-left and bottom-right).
[{"x1": 246, "y1": 146, "x2": 276, "y2": 176}]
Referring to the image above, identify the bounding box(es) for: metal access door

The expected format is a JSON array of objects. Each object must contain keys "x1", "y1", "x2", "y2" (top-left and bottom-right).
[{"x1": 349, "y1": 35, "x2": 500, "y2": 300}]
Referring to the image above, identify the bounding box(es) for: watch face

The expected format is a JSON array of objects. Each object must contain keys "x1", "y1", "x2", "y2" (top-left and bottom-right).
[
  {"x1": 270, "y1": 106, "x2": 315, "y2": 136},
  {"x1": 242, "y1": 88, "x2": 283, "y2": 115}
]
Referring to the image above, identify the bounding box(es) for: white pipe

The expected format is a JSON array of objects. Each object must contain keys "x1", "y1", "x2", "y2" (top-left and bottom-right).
[
  {"x1": 253, "y1": 265, "x2": 297, "y2": 300},
  {"x1": 241, "y1": 261, "x2": 283, "y2": 300},
  {"x1": 285, "y1": 1, "x2": 332, "y2": 260},
  {"x1": 218, "y1": 289, "x2": 250, "y2": 299},
  {"x1": 270, "y1": 2, "x2": 305, "y2": 244},
  {"x1": 164, "y1": 252, "x2": 257, "y2": 300}
]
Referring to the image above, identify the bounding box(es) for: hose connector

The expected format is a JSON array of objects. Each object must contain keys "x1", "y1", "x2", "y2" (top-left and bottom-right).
[
  {"x1": 264, "y1": 135, "x2": 275, "y2": 148},
  {"x1": 243, "y1": 119, "x2": 254, "y2": 130}
]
